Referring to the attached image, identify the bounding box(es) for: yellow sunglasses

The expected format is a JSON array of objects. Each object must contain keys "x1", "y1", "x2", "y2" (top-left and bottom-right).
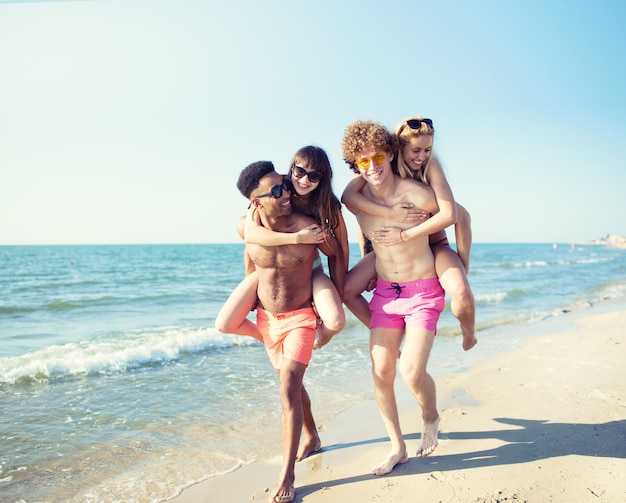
[{"x1": 355, "y1": 152, "x2": 386, "y2": 171}]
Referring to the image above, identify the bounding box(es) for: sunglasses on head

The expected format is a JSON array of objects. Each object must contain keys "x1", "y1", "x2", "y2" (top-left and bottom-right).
[
  {"x1": 405, "y1": 118, "x2": 434, "y2": 130},
  {"x1": 355, "y1": 152, "x2": 386, "y2": 171},
  {"x1": 255, "y1": 178, "x2": 291, "y2": 199},
  {"x1": 291, "y1": 164, "x2": 323, "y2": 184}
]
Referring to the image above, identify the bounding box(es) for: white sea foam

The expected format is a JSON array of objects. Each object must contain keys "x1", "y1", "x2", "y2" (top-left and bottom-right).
[
  {"x1": 475, "y1": 291, "x2": 507, "y2": 303},
  {"x1": 514, "y1": 260, "x2": 549, "y2": 268},
  {"x1": 576, "y1": 257, "x2": 609, "y2": 265},
  {"x1": 0, "y1": 327, "x2": 247, "y2": 384}
]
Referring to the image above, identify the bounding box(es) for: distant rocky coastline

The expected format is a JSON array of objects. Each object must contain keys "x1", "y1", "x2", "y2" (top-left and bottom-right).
[{"x1": 579, "y1": 234, "x2": 626, "y2": 248}]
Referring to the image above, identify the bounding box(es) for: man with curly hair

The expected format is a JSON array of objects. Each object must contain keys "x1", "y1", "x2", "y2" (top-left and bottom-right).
[
  {"x1": 235, "y1": 160, "x2": 343, "y2": 503},
  {"x1": 341, "y1": 120, "x2": 444, "y2": 476}
]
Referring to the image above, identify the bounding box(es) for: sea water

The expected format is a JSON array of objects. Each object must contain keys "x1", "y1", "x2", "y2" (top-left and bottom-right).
[{"x1": 1, "y1": 243, "x2": 625, "y2": 502}]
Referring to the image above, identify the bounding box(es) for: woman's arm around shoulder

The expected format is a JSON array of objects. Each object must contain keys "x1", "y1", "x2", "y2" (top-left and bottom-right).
[
  {"x1": 341, "y1": 175, "x2": 425, "y2": 223},
  {"x1": 401, "y1": 156, "x2": 458, "y2": 241},
  {"x1": 244, "y1": 205, "x2": 325, "y2": 246}
]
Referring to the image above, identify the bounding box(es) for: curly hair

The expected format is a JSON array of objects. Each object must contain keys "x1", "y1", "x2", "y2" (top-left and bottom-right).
[
  {"x1": 289, "y1": 145, "x2": 342, "y2": 231},
  {"x1": 341, "y1": 120, "x2": 397, "y2": 174},
  {"x1": 236, "y1": 160, "x2": 276, "y2": 199}
]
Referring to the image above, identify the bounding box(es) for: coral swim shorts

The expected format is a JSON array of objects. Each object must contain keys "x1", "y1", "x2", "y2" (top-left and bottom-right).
[
  {"x1": 256, "y1": 307, "x2": 317, "y2": 369},
  {"x1": 369, "y1": 277, "x2": 445, "y2": 331}
]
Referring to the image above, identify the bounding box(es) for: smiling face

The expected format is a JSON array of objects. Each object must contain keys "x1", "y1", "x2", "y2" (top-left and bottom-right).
[
  {"x1": 355, "y1": 148, "x2": 393, "y2": 186},
  {"x1": 289, "y1": 164, "x2": 321, "y2": 196},
  {"x1": 401, "y1": 135, "x2": 433, "y2": 172},
  {"x1": 252, "y1": 172, "x2": 292, "y2": 216}
]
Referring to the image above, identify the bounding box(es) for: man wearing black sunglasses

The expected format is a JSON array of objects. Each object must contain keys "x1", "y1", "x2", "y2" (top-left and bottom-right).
[{"x1": 234, "y1": 160, "x2": 344, "y2": 503}]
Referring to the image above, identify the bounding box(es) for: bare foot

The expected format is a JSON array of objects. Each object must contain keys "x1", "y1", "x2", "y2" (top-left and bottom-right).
[
  {"x1": 313, "y1": 323, "x2": 334, "y2": 349},
  {"x1": 269, "y1": 484, "x2": 295, "y2": 503},
  {"x1": 371, "y1": 450, "x2": 409, "y2": 476},
  {"x1": 296, "y1": 436, "x2": 321, "y2": 461},
  {"x1": 416, "y1": 417, "x2": 440, "y2": 457},
  {"x1": 462, "y1": 332, "x2": 477, "y2": 351}
]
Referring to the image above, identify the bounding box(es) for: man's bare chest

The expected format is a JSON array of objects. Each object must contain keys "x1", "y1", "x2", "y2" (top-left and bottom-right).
[{"x1": 248, "y1": 244, "x2": 313, "y2": 270}]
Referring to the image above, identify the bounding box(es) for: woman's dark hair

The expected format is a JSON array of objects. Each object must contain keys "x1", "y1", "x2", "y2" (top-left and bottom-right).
[{"x1": 289, "y1": 146, "x2": 341, "y2": 231}]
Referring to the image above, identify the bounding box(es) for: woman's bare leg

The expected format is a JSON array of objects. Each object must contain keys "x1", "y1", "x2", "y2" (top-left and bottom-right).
[
  {"x1": 311, "y1": 270, "x2": 345, "y2": 348},
  {"x1": 454, "y1": 204, "x2": 472, "y2": 272},
  {"x1": 432, "y1": 245, "x2": 477, "y2": 350},
  {"x1": 214, "y1": 272, "x2": 262, "y2": 342},
  {"x1": 343, "y1": 253, "x2": 376, "y2": 327}
]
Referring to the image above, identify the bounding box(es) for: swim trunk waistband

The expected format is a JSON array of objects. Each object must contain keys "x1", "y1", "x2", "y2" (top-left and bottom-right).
[
  {"x1": 257, "y1": 306, "x2": 316, "y2": 320},
  {"x1": 375, "y1": 277, "x2": 442, "y2": 298}
]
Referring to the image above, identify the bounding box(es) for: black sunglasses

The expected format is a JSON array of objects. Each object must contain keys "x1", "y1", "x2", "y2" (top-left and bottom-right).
[
  {"x1": 291, "y1": 164, "x2": 323, "y2": 184},
  {"x1": 255, "y1": 178, "x2": 291, "y2": 199},
  {"x1": 406, "y1": 118, "x2": 434, "y2": 130}
]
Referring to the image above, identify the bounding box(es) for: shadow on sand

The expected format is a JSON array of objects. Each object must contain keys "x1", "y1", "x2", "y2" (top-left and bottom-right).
[{"x1": 296, "y1": 417, "x2": 626, "y2": 499}]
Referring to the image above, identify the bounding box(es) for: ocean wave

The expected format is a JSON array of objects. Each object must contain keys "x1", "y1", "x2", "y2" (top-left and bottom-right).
[
  {"x1": 10, "y1": 279, "x2": 101, "y2": 293},
  {"x1": 0, "y1": 305, "x2": 37, "y2": 315},
  {"x1": 575, "y1": 257, "x2": 611, "y2": 265},
  {"x1": 491, "y1": 256, "x2": 613, "y2": 269},
  {"x1": 514, "y1": 260, "x2": 549, "y2": 268},
  {"x1": 598, "y1": 281, "x2": 626, "y2": 299},
  {"x1": 474, "y1": 291, "x2": 508, "y2": 303},
  {"x1": 1, "y1": 293, "x2": 195, "y2": 316},
  {"x1": 0, "y1": 327, "x2": 249, "y2": 385}
]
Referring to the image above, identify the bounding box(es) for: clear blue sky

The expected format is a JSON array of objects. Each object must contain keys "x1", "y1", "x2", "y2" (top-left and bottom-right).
[{"x1": 1, "y1": 0, "x2": 625, "y2": 245}]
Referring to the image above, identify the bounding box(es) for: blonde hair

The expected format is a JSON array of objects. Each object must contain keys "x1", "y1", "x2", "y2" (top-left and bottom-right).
[{"x1": 394, "y1": 116, "x2": 435, "y2": 184}]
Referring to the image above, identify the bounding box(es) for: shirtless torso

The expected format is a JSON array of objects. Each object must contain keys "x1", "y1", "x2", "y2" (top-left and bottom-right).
[
  {"x1": 357, "y1": 175, "x2": 439, "y2": 283},
  {"x1": 247, "y1": 211, "x2": 338, "y2": 314}
]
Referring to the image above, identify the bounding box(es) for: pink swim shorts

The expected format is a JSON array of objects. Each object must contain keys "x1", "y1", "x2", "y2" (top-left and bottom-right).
[
  {"x1": 256, "y1": 307, "x2": 317, "y2": 369},
  {"x1": 369, "y1": 277, "x2": 445, "y2": 331}
]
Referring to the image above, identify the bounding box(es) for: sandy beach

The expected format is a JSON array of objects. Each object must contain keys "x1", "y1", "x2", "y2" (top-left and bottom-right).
[{"x1": 169, "y1": 301, "x2": 626, "y2": 503}]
